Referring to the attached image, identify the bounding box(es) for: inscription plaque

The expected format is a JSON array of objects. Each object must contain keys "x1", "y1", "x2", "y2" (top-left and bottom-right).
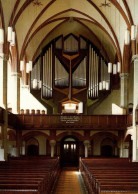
[{"x1": 60, "y1": 116, "x2": 80, "y2": 124}]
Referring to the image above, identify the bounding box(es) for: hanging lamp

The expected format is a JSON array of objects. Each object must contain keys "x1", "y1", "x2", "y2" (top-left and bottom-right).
[
  {"x1": 117, "y1": 62, "x2": 121, "y2": 73},
  {"x1": 33, "y1": 79, "x2": 37, "y2": 89},
  {"x1": 7, "y1": 27, "x2": 13, "y2": 42},
  {"x1": 113, "y1": 64, "x2": 117, "y2": 74},
  {"x1": 125, "y1": 29, "x2": 130, "y2": 45},
  {"x1": 20, "y1": 61, "x2": 24, "y2": 71},
  {"x1": 10, "y1": 31, "x2": 15, "y2": 46},
  {"x1": 108, "y1": 62, "x2": 112, "y2": 73},
  {"x1": 0, "y1": 29, "x2": 4, "y2": 44},
  {"x1": 131, "y1": 25, "x2": 137, "y2": 40},
  {"x1": 99, "y1": 82, "x2": 103, "y2": 90},
  {"x1": 29, "y1": 61, "x2": 33, "y2": 71},
  {"x1": 106, "y1": 81, "x2": 110, "y2": 90},
  {"x1": 102, "y1": 80, "x2": 106, "y2": 90},
  {"x1": 26, "y1": 63, "x2": 29, "y2": 73}
]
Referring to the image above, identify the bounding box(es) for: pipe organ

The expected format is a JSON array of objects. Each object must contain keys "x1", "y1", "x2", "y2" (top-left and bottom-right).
[
  {"x1": 64, "y1": 35, "x2": 78, "y2": 52},
  {"x1": 30, "y1": 34, "x2": 111, "y2": 106},
  {"x1": 31, "y1": 56, "x2": 41, "y2": 90},
  {"x1": 55, "y1": 57, "x2": 69, "y2": 87},
  {"x1": 42, "y1": 44, "x2": 53, "y2": 98},
  {"x1": 88, "y1": 44, "x2": 110, "y2": 99},
  {"x1": 72, "y1": 57, "x2": 87, "y2": 87}
]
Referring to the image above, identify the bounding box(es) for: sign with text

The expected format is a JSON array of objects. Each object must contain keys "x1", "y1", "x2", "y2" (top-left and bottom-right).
[{"x1": 60, "y1": 115, "x2": 80, "y2": 124}]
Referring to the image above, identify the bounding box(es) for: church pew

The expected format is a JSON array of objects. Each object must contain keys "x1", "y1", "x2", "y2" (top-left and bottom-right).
[
  {"x1": 79, "y1": 158, "x2": 138, "y2": 194},
  {"x1": 0, "y1": 157, "x2": 60, "y2": 194}
]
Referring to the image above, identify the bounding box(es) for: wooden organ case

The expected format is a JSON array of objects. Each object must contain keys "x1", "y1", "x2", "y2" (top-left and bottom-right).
[{"x1": 30, "y1": 34, "x2": 111, "y2": 113}]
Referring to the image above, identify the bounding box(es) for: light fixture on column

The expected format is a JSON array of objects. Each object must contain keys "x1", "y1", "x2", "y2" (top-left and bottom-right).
[
  {"x1": 99, "y1": 82, "x2": 103, "y2": 90},
  {"x1": 33, "y1": 79, "x2": 37, "y2": 89},
  {"x1": 131, "y1": 25, "x2": 137, "y2": 40},
  {"x1": 108, "y1": 62, "x2": 112, "y2": 73},
  {"x1": 7, "y1": 27, "x2": 13, "y2": 42},
  {"x1": 125, "y1": 29, "x2": 130, "y2": 45},
  {"x1": 29, "y1": 61, "x2": 33, "y2": 71},
  {"x1": 26, "y1": 63, "x2": 29, "y2": 73},
  {"x1": 113, "y1": 64, "x2": 117, "y2": 74},
  {"x1": 102, "y1": 80, "x2": 106, "y2": 90},
  {"x1": 117, "y1": 62, "x2": 121, "y2": 73},
  {"x1": 38, "y1": 80, "x2": 42, "y2": 89},
  {"x1": 106, "y1": 81, "x2": 110, "y2": 90},
  {"x1": 20, "y1": 60, "x2": 24, "y2": 71},
  {"x1": 0, "y1": 28, "x2": 4, "y2": 44},
  {"x1": 10, "y1": 31, "x2": 15, "y2": 46},
  {"x1": 7, "y1": 27, "x2": 16, "y2": 46}
]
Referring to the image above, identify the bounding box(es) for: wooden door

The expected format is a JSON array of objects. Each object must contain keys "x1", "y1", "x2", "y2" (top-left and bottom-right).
[{"x1": 61, "y1": 141, "x2": 78, "y2": 166}]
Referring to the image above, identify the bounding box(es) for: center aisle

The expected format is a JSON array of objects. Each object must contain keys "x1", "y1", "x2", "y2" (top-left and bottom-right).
[{"x1": 54, "y1": 167, "x2": 83, "y2": 194}]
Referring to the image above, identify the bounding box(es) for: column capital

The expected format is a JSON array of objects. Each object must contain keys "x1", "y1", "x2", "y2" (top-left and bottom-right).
[
  {"x1": 0, "y1": 53, "x2": 9, "y2": 61},
  {"x1": 120, "y1": 73, "x2": 129, "y2": 79},
  {"x1": 50, "y1": 140, "x2": 56, "y2": 146},
  {"x1": 11, "y1": 72, "x2": 21, "y2": 78},
  {"x1": 132, "y1": 54, "x2": 138, "y2": 62},
  {"x1": 83, "y1": 140, "x2": 90, "y2": 146}
]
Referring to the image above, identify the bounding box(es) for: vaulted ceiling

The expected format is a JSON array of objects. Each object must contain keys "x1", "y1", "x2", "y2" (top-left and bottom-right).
[{"x1": 0, "y1": 0, "x2": 137, "y2": 66}]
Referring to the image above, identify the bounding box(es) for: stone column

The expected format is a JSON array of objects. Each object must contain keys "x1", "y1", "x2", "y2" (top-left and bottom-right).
[
  {"x1": 22, "y1": 141, "x2": 25, "y2": 155},
  {"x1": 1, "y1": 54, "x2": 9, "y2": 161},
  {"x1": 16, "y1": 129, "x2": 22, "y2": 157},
  {"x1": 83, "y1": 140, "x2": 90, "y2": 158},
  {"x1": 50, "y1": 140, "x2": 56, "y2": 157},
  {"x1": 11, "y1": 72, "x2": 21, "y2": 114},
  {"x1": 120, "y1": 73, "x2": 129, "y2": 109},
  {"x1": 132, "y1": 55, "x2": 138, "y2": 161}
]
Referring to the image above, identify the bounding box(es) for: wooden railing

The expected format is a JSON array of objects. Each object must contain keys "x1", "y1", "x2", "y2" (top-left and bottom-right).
[
  {"x1": 0, "y1": 107, "x2": 134, "y2": 130},
  {"x1": 16, "y1": 114, "x2": 131, "y2": 130}
]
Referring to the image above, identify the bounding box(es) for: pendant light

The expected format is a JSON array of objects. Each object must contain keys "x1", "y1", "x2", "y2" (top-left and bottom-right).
[
  {"x1": 26, "y1": 63, "x2": 29, "y2": 73},
  {"x1": 10, "y1": 31, "x2": 15, "y2": 46},
  {"x1": 29, "y1": 61, "x2": 33, "y2": 71},
  {"x1": 38, "y1": 81, "x2": 42, "y2": 89},
  {"x1": 108, "y1": 62, "x2": 112, "y2": 73},
  {"x1": 99, "y1": 82, "x2": 103, "y2": 90},
  {"x1": 33, "y1": 79, "x2": 37, "y2": 89},
  {"x1": 113, "y1": 64, "x2": 117, "y2": 74},
  {"x1": 0, "y1": 29, "x2": 4, "y2": 44},
  {"x1": 131, "y1": 25, "x2": 137, "y2": 40},
  {"x1": 102, "y1": 80, "x2": 106, "y2": 90},
  {"x1": 125, "y1": 29, "x2": 130, "y2": 45},
  {"x1": 117, "y1": 62, "x2": 121, "y2": 73},
  {"x1": 20, "y1": 61, "x2": 24, "y2": 71},
  {"x1": 106, "y1": 81, "x2": 110, "y2": 90},
  {"x1": 7, "y1": 27, "x2": 13, "y2": 42}
]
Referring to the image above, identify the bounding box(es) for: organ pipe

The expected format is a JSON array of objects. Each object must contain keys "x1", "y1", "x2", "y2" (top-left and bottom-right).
[
  {"x1": 88, "y1": 44, "x2": 110, "y2": 98},
  {"x1": 42, "y1": 44, "x2": 53, "y2": 98}
]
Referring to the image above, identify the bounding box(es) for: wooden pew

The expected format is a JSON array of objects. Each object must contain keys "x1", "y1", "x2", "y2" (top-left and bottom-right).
[
  {"x1": 0, "y1": 156, "x2": 60, "y2": 194},
  {"x1": 79, "y1": 158, "x2": 138, "y2": 194}
]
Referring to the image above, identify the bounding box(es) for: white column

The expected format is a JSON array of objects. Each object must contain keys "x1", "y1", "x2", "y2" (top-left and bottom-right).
[
  {"x1": 50, "y1": 140, "x2": 56, "y2": 157},
  {"x1": 120, "y1": 73, "x2": 129, "y2": 108},
  {"x1": 83, "y1": 140, "x2": 90, "y2": 158},
  {"x1": 22, "y1": 141, "x2": 25, "y2": 155},
  {"x1": 2, "y1": 54, "x2": 8, "y2": 161},
  {"x1": 11, "y1": 72, "x2": 21, "y2": 114},
  {"x1": 0, "y1": 137, "x2": 4, "y2": 161},
  {"x1": 132, "y1": 55, "x2": 138, "y2": 162}
]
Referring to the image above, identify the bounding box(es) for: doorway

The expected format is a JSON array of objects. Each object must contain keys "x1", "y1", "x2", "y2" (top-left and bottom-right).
[
  {"x1": 101, "y1": 145, "x2": 113, "y2": 157},
  {"x1": 61, "y1": 136, "x2": 79, "y2": 167},
  {"x1": 27, "y1": 145, "x2": 39, "y2": 156}
]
